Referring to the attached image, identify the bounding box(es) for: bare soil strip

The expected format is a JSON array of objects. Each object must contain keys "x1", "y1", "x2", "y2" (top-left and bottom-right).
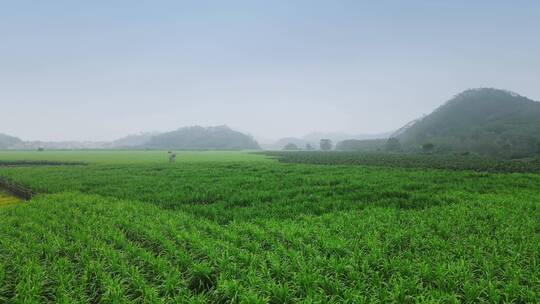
[{"x1": 0, "y1": 190, "x2": 21, "y2": 207}]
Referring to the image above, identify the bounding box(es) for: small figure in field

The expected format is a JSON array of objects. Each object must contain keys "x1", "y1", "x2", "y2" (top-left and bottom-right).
[{"x1": 168, "y1": 152, "x2": 176, "y2": 163}]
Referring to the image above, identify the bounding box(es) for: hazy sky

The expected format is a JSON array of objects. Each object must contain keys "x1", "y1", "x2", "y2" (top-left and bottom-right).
[{"x1": 2, "y1": 1, "x2": 540, "y2": 142}]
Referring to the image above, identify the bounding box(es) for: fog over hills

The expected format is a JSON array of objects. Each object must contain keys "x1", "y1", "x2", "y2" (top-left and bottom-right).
[
  {"x1": 264, "y1": 88, "x2": 540, "y2": 155},
  {"x1": 2, "y1": 88, "x2": 540, "y2": 155},
  {"x1": 143, "y1": 126, "x2": 260, "y2": 150},
  {"x1": 396, "y1": 88, "x2": 540, "y2": 156},
  {"x1": 0, "y1": 134, "x2": 24, "y2": 149},
  {"x1": 0, "y1": 126, "x2": 260, "y2": 151},
  {"x1": 263, "y1": 131, "x2": 392, "y2": 150}
]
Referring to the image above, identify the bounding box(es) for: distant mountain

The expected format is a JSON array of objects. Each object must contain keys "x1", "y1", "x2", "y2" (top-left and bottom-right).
[
  {"x1": 0, "y1": 134, "x2": 23, "y2": 149},
  {"x1": 144, "y1": 126, "x2": 260, "y2": 150},
  {"x1": 391, "y1": 119, "x2": 421, "y2": 138},
  {"x1": 396, "y1": 88, "x2": 540, "y2": 156},
  {"x1": 0, "y1": 126, "x2": 260, "y2": 151},
  {"x1": 109, "y1": 132, "x2": 161, "y2": 148}
]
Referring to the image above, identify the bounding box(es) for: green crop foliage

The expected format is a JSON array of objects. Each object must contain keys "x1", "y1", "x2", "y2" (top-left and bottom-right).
[
  {"x1": 0, "y1": 150, "x2": 269, "y2": 164},
  {"x1": 264, "y1": 151, "x2": 540, "y2": 173},
  {"x1": 0, "y1": 151, "x2": 539, "y2": 302}
]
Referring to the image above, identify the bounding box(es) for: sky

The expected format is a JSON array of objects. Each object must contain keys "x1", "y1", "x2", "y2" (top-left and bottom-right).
[{"x1": 1, "y1": 0, "x2": 540, "y2": 142}]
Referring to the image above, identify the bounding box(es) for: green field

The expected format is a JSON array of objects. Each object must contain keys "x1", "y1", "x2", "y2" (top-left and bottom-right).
[
  {"x1": 263, "y1": 151, "x2": 540, "y2": 173},
  {"x1": 0, "y1": 150, "x2": 268, "y2": 164},
  {"x1": 0, "y1": 151, "x2": 539, "y2": 303}
]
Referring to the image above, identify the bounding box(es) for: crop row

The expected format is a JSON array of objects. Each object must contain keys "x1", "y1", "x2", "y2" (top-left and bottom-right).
[
  {"x1": 1, "y1": 192, "x2": 539, "y2": 303},
  {"x1": 1, "y1": 162, "x2": 539, "y2": 223},
  {"x1": 263, "y1": 151, "x2": 540, "y2": 173},
  {"x1": 1, "y1": 152, "x2": 539, "y2": 302}
]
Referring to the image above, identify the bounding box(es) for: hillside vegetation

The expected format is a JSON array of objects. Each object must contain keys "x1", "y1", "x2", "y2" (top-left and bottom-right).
[
  {"x1": 397, "y1": 88, "x2": 540, "y2": 156},
  {"x1": 336, "y1": 139, "x2": 386, "y2": 152},
  {"x1": 144, "y1": 126, "x2": 260, "y2": 150}
]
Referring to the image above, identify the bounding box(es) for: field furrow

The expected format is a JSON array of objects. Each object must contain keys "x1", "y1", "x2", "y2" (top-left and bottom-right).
[{"x1": 0, "y1": 151, "x2": 539, "y2": 302}]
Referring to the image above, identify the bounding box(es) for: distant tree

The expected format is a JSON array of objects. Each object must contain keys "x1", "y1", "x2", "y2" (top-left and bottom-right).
[
  {"x1": 422, "y1": 143, "x2": 435, "y2": 153},
  {"x1": 320, "y1": 139, "x2": 333, "y2": 151},
  {"x1": 305, "y1": 143, "x2": 315, "y2": 150},
  {"x1": 283, "y1": 143, "x2": 299, "y2": 151},
  {"x1": 385, "y1": 137, "x2": 402, "y2": 152}
]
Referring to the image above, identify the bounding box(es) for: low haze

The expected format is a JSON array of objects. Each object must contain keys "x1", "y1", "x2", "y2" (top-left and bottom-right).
[
  {"x1": 2, "y1": 2, "x2": 540, "y2": 301},
  {"x1": 2, "y1": 0, "x2": 540, "y2": 142}
]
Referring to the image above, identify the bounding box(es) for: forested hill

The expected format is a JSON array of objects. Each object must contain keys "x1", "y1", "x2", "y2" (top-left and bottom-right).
[
  {"x1": 397, "y1": 88, "x2": 540, "y2": 156},
  {"x1": 143, "y1": 126, "x2": 261, "y2": 150}
]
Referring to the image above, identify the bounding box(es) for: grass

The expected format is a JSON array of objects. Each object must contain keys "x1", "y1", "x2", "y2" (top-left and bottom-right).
[
  {"x1": 263, "y1": 151, "x2": 540, "y2": 173},
  {"x1": 0, "y1": 150, "x2": 269, "y2": 164},
  {"x1": 0, "y1": 151, "x2": 538, "y2": 302}
]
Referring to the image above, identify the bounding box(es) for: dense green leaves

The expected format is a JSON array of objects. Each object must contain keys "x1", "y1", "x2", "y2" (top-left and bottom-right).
[
  {"x1": 335, "y1": 139, "x2": 386, "y2": 152},
  {"x1": 265, "y1": 151, "x2": 540, "y2": 173},
  {"x1": 1, "y1": 192, "x2": 539, "y2": 303},
  {"x1": 0, "y1": 151, "x2": 539, "y2": 302}
]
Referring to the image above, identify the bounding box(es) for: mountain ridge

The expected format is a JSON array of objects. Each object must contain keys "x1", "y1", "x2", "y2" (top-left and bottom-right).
[
  {"x1": 396, "y1": 88, "x2": 540, "y2": 156},
  {"x1": 0, "y1": 126, "x2": 261, "y2": 151}
]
